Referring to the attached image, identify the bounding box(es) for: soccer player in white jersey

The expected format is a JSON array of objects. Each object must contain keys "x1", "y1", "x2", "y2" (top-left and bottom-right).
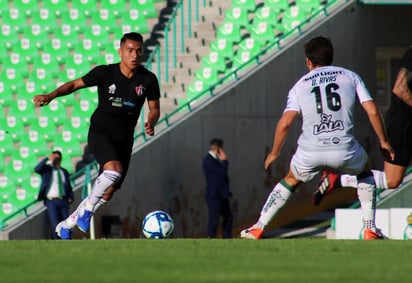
[{"x1": 240, "y1": 36, "x2": 394, "y2": 240}]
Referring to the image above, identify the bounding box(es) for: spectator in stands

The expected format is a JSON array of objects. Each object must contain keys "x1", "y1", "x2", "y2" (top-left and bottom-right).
[
  {"x1": 313, "y1": 45, "x2": 412, "y2": 204},
  {"x1": 33, "y1": 32, "x2": 160, "y2": 240},
  {"x1": 202, "y1": 138, "x2": 234, "y2": 238},
  {"x1": 240, "y1": 36, "x2": 394, "y2": 240},
  {"x1": 35, "y1": 150, "x2": 74, "y2": 239}
]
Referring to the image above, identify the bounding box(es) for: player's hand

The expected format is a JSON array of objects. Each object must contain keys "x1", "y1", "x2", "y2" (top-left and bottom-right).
[
  {"x1": 380, "y1": 141, "x2": 395, "y2": 161},
  {"x1": 264, "y1": 152, "x2": 278, "y2": 170},
  {"x1": 144, "y1": 121, "x2": 155, "y2": 136},
  {"x1": 33, "y1": 94, "x2": 52, "y2": 107}
]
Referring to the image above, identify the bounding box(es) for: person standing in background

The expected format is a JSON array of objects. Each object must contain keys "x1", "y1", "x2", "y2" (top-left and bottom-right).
[
  {"x1": 202, "y1": 138, "x2": 234, "y2": 238},
  {"x1": 35, "y1": 150, "x2": 74, "y2": 239}
]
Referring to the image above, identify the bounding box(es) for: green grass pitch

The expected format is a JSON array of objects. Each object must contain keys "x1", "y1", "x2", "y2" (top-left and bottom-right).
[{"x1": 0, "y1": 238, "x2": 410, "y2": 283}]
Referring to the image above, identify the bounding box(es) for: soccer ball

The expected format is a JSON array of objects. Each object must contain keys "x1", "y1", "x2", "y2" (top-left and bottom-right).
[{"x1": 142, "y1": 210, "x2": 174, "y2": 239}]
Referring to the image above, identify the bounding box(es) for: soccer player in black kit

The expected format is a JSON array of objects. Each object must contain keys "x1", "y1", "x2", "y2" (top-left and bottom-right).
[{"x1": 33, "y1": 32, "x2": 161, "y2": 239}]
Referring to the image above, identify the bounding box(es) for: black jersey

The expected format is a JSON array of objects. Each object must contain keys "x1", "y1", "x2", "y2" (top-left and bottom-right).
[
  {"x1": 82, "y1": 64, "x2": 160, "y2": 136},
  {"x1": 387, "y1": 47, "x2": 412, "y2": 117}
]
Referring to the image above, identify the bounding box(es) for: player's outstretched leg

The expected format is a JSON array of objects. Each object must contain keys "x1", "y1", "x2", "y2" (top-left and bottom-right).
[
  {"x1": 240, "y1": 226, "x2": 264, "y2": 240},
  {"x1": 312, "y1": 170, "x2": 340, "y2": 206}
]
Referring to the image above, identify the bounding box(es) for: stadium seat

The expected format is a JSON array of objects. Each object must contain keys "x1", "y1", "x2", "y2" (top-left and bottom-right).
[
  {"x1": 63, "y1": 56, "x2": 91, "y2": 81},
  {"x1": 201, "y1": 51, "x2": 227, "y2": 74},
  {"x1": 185, "y1": 79, "x2": 208, "y2": 101},
  {"x1": 232, "y1": 49, "x2": 258, "y2": 71},
  {"x1": 20, "y1": 175, "x2": 41, "y2": 195},
  {"x1": 39, "y1": 100, "x2": 68, "y2": 126},
  {"x1": 59, "y1": 9, "x2": 88, "y2": 33},
  {"x1": 238, "y1": 37, "x2": 264, "y2": 56},
  {"x1": 100, "y1": 0, "x2": 125, "y2": 17},
  {"x1": 41, "y1": 40, "x2": 69, "y2": 64},
  {"x1": 10, "y1": 187, "x2": 37, "y2": 208},
  {"x1": 20, "y1": 26, "x2": 50, "y2": 50},
  {"x1": 32, "y1": 55, "x2": 61, "y2": 79},
  {"x1": 71, "y1": 99, "x2": 95, "y2": 124},
  {"x1": 0, "y1": 176, "x2": 15, "y2": 192},
  {"x1": 0, "y1": 82, "x2": 13, "y2": 107},
  {"x1": 70, "y1": 0, "x2": 96, "y2": 18},
  {"x1": 3, "y1": 160, "x2": 33, "y2": 184},
  {"x1": 209, "y1": 38, "x2": 234, "y2": 61},
  {"x1": 295, "y1": 0, "x2": 323, "y2": 14},
  {"x1": 130, "y1": 0, "x2": 158, "y2": 18},
  {"x1": 11, "y1": 149, "x2": 38, "y2": 171},
  {"x1": 51, "y1": 25, "x2": 81, "y2": 51},
  {"x1": 19, "y1": 129, "x2": 50, "y2": 158},
  {"x1": 224, "y1": 7, "x2": 250, "y2": 28},
  {"x1": 248, "y1": 20, "x2": 276, "y2": 47},
  {"x1": 1, "y1": 25, "x2": 19, "y2": 51},
  {"x1": 11, "y1": 0, "x2": 40, "y2": 16},
  {"x1": 120, "y1": 10, "x2": 150, "y2": 34},
  {"x1": 89, "y1": 9, "x2": 118, "y2": 34},
  {"x1": 41, "y1": 0, "x2": 68, "y2": 17},
  {"x1": 7, "y1": 99, "x2": 37, "y2": 126},
  {"x1": 29, "y1": 115, "x2": 58, "y2": 142},
  {"x1": 1, "y1": 8, "x2": 27, "y2": 34},
  {"x1": 194, "y1": 67, "x2": 220, "y2": 89},
  {"x1": 2, "y1": 116, "x2": 25, "y2": 142},
  {"x1": 52, "y1": 131, "x2": 83, "y2": 159},
  {"x1": 254, "y1": 5, "x2": 281, "y2": 27},
  {"x1": 82, "y1": 28, "x2": 111, "y2": 50},
  {"x1": 281, "y1": 5, "x2": 308, "y2": 30},
  {"x1": 30, "y1": 8, "x2": 58, "y2": 34},
  {"x1": 232, "y1": 0, "x2": 257, "y2": 13},
  {"x1": 61, "y1": 117, "x2": 88, "y2": 143},
  {"x1": 216, "y1": 22, "x2": 242, "y2": 45},
  {"x1": 264, "y1": 0, "x2": 290, "y2": 13},
  {"x1": 73, "y1": 40, "x2": 101, "y2": 64},
  {"x1": 78, "y1": 87, "x2": 99, "y2": 106},
  {"x1": 0, "y1": 129, "x2": 15, "y2": 156}
]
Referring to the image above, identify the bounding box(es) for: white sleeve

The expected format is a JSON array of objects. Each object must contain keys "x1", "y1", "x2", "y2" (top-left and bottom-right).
[
  {"x1": 352, "y1": 72, "x2": 373, "y2": 103},
  {"x1": 283, "y1": 86, "x2": 301, "y2": 114}
]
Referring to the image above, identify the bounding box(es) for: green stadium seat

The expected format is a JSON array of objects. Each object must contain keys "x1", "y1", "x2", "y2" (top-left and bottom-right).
[
  {"x1": 11, "y1": 0, "x2": 40, "y2": 16},
  {"x1": 216, "y1": 22, "x2": 242, "y2": 45},
  {"x1": 2, "y1": 67, "x2": 27, "y2": 93},
  {"x1": 70, "y1": 0, "x2": 97, "y2": 18},
  {"x1": 231, "y1": 48, "x2": 258, "y2": 71},
  {"x1": 78, "y1": 87, "x2": 99, "y2": 106},
  {"x1": 281, "y1": 5, "x2": 307, "y2": 30},
  {"x1": 82, "y1": 28, "x2": 111, "y2": 50},
  {"x1": 201, "y1": 51, "x2": 227, "y2": 74},
  {"x1": 194, "y1": 67, "x2": 220, "y2": 89},
  {"x1": 0, "y1": 129, "x2": 15, "y2": 156},
  {"x1": 41, "y1": 0, "x2": 68, "y2": 17},
  {"x1": 1, "y1": 25, "x2": 19, "y2": 51},
  {"x1": 120, "y1": 10, "x2": 150, "y2": 34},
  {"x1": 1, "y1": 8, "x2": 27, "y2": 34},
  {"x1": 232, "y1": 0, "x2": 257, "y2": 13},
  {"x1": 32, "y1": 55, "x2": 61, "y2": 79},
  {"x1": 130, "y1": 0, "x2": 158, "y2": 18},
  {"x1": 209, "y1": 38, "x2": 234, "y2": 61},
  {"x1": 100, "y1": 0, "x2": 125, "y2": 17},
  {"x1": 73, "y1": 40, "x2": 101, "y2": 64},
  {"x1": 51, "y1": 25, "x2": 81, "y2": 51},
  {"x1": 254, "y1": 5, "x2": 281, "y2": 27},
  {"x1": 0, "y1": 176, "x2": 15, "y2": 192},
  {"x1": 11, "y1": 149, "x2": 39, "y2": 170},
  {"x1": 7, "y1": 99, "x2": 37, "y2": 126},
  {"x1": 224, "y1": 7, "x2": 250, "y2": 28},
  {"x1": 71, "y1": 99, "x2": 95, "y2": 124},
  {"x1": 249, "y1": 20, "x2": 276, "y2": 47},
  {"x1": 19, "y1": 129, "x2": 50, "y2": 158},
  {"x1": 30, "y1": 8, "x2": 58, "y2": 34},
  {"x1": 39, "y1": 100, "x2": 68, "y2": 126},
  {"x1": 2, "y1": 116, "x2": 25, "y2": 142},
  {"x1": 4, "y1": 160, "x2": 33, "y2": 183},
  {"x1": 295, "y1": 0, "x2": 323, "y2": 14},
  {"x1": 41, "y1": 40, "x2": 69, "y2": 64},
  {"x1": 20, "y1": 175, "x2": 41, "y2": 195},
  {"x1": 90, "y1": 10, "x2": 118, "y2": 34},
  {"x1": 61, "y1": 117, "x2": 88, "y2": 143},
  {"x1": 21, "y1": 26, "x2": 50, "y2": 50},
  {"x1": 52, "y1": 131, "x2": 83, "y2": 159},
  {"x1": 264, "y1": 0, "x2": 290, "y2": 13},
  {"x1": 60, "y1": 9, "x2": 88, "y2": 33},
  {"x1": 185, "y1": 79, "x2": 208, "y2": 100},
  {"x1": 29, "y1": 115, "x2": 58, "y2": 142},
  {"x1": 238, "y1": 37, "x2": 264, "y2": 56},
  {"x1": 11, "y1": 187, "x2": 38, "y2": 208},
  {"x1": 0, "y1": 82, "x2": 13, "y2": 107}
]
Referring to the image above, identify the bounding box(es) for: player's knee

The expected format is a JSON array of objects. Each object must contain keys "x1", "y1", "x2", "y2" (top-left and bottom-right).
[{"x1": 386, "y1": 178, "x2": 402, "y2": 189}]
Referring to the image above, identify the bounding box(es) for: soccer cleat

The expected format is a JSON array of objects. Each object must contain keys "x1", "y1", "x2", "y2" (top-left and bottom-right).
[
  {"x1": 363, "y1": 228, "x2": 385, "y2": 240},
  {"x1": 77, "y1": 209, "x2": 93, "y2": 233},
  {"x1": 56, "y1": 222, "x2": 72, "y2": 240},
  {"x1": 240, "y1": 227, "x2": 263, "y2": 240},
  {"x1": 312, "y1": 170, "x2": 340, "y2": 206}
]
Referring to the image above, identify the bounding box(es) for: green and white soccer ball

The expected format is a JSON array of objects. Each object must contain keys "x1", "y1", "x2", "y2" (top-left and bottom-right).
[{"x1": 142, "y1": 210, "x2": 174, "y2": 239}]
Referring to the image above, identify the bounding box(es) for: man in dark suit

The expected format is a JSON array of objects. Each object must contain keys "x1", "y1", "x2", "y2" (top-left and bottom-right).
[
  {"x1": 202, "y1": 139, "x2": 233, "y2": 238},
  {"x1": 35, "y1": 150, "x2": 74, "y2": 239}
]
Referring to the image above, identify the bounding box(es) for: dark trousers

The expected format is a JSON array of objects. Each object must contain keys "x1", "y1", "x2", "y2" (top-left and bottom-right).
[
  {"x1": 206, "y1": 198, "x2": 233, "y2": 238},
  {"x1": 45, "y1": 199, "x2": 70, "y2": 239}
]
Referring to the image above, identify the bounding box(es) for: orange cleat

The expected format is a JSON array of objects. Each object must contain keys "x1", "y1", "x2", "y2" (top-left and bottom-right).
[
  {"x1": 240, "y1": 226, "x2": 264, "y2": 240},
  {"x1": 363, "y1": 229, "x2": 385, "y2": 240}
]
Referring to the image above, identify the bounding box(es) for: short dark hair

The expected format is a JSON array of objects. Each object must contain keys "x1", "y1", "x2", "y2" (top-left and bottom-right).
[
  {"x1": 210, "y1": 138, "x2": 223, "y2": 148},
  {"x1": 52, "y1": 150, "x2": 62, "y2": 158},
  {"x1": 120, "y1": 32, "x2": 143, "y2": 45},
  {"x1": 304, "y1": 36, "x2": 334, "y2": 66}
]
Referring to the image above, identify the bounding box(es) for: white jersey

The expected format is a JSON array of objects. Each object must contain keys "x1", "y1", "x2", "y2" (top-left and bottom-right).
[{"x1": 285, "y1": 65, "x2": 373, "y2": 151}]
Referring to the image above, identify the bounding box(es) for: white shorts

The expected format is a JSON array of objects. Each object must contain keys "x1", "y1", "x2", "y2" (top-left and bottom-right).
[{"x1": 290, "y1": 142, "x2": 368, "y2": 182}]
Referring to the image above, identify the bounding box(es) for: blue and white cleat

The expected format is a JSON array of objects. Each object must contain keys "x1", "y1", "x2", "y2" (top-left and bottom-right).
[
  {"x1": 56, "y1": 222, "x2": 72, "y2": 240},
  {"x1": 77, "y1": 210, "x2": 93, "y2": 233}
]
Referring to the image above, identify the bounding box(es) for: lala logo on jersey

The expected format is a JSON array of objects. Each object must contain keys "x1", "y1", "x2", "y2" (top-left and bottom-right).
[
  {"x1": 313, "y1": 113, "x2": 344, "y2": 135},
  {"x1": 135, "y1": 84, "x2": 145, "y2": 97}
]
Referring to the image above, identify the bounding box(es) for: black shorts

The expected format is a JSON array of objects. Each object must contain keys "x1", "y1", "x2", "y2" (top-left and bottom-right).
[
  {"x1": 88, "y1": 127, "x2": 134, "y2": 189},
  {"x1": 385, "y1": 111, "x2": 412, "y2": 166}
]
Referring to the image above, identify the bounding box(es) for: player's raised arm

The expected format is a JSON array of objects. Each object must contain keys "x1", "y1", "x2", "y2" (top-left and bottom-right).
[{"x1": 33, "y1": 78, "x2": 86, "y2": 107}]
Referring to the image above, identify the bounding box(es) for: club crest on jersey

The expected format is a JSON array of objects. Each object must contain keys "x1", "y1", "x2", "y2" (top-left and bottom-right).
[
  {"x1": 135, "y1": 85, "x2": 145, "y2": 97},
  {"x1": 108, "y1": 84, "x2": 116, "y2": 94},
  {"x1": 313, "y1": 113, "x2": 344, "y2": 135}
]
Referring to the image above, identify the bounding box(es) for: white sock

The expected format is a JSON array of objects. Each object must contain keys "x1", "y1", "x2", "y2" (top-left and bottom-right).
[
  {"x1": 93, "y1": 199, "x2": 107, "y2": 212},
  {"x1": 64, "y1": 198, "x2": 89, "y2": 229},
  {"x1": 357, "y1": 176, "x2": 376, "y2": 230},
  {"x1": 371, "y1": 169, "x2": 389, "y2": 189},
  {"x1": 255, "y1": 180, "x2": 293, "y2": 229},
  {"x1": 85, "y1": 170, "x2": 121, "y2": 211}
]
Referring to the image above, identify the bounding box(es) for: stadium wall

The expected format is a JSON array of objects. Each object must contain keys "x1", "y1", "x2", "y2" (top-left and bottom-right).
[{"x1": 6, "y1": 1, "x2": 412, "y2": 239}]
